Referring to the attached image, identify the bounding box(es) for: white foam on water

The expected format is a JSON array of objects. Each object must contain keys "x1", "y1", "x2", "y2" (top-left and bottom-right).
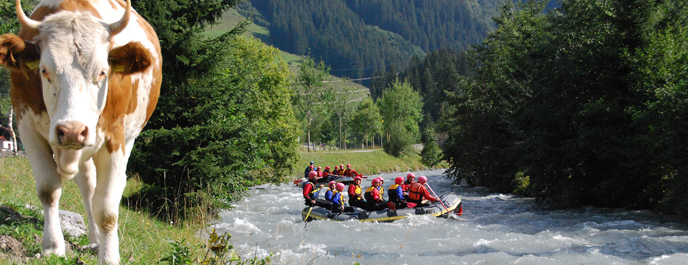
[{"x1": 217, "y1": 170, "x2": 688, "y2": 264}]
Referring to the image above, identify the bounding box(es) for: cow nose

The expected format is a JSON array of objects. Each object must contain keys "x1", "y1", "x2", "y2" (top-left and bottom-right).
[{"x1": 56, "y1": 122, "x2": 88, "y2": 146}]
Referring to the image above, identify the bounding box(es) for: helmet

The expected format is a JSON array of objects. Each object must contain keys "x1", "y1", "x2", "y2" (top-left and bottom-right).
[
  {"x1": 310, "y1": 165, "x2": 314, "y2": 169},
  {"x1": 372, "y1": 179, "x2": 379, "y2": 185},
  {"x1": 308, "y1": 171, "x2": 317, "y2": 179},
  {"x1": 407, "y1": 173, "x2": 415, "y2": 180},
  {"x1": 340, "y1": 164, "x2": 344, "y2": 168},
  {"x1": 418, "y1": 176, "x2": 428, "y2": 184},
  {"x1": 347, "y1": 164, "x2": 351, "y2": 168},
  {"x1": 377, "y1": 177, "x2": 384, "y2": 184},
  {"x1": 335, "y1": 183, "x2": 345, "y2": 191},
  {"x1": 325, "y1": 166, "x2": 330, "y2": 170},
  {"x1": 354, "y1": 176, "x2": 362, "y2": 181},
  {"x1": 317, "y1": 166, "x2": 322, "y2": 170},
  {"x1": 395, "y1": 177, "x2": 403, "y2": 184},
  {"x1": 310, "y1": 161, "x2": 314, "y2": 164}
]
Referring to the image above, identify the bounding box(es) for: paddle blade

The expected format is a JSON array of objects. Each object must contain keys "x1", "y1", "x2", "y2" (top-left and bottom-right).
[{"x1": 407, "y1": 202, "x2": 417, "y2": 208}]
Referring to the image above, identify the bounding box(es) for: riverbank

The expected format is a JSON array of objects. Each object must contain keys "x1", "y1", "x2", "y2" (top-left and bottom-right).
[
  {"x1": 0, "y1": 156, "x2": 212, "y2": 264},
  {"x1": 291, "y1": 148, "x2": 448, "y2": 177}
]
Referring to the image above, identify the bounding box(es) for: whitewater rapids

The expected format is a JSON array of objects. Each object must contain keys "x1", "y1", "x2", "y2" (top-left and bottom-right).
[{"x1": 214, "y1": 170, "x2": 688, "y2": 264}]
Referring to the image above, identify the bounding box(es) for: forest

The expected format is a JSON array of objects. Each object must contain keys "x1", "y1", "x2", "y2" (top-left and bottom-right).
[
  {"x1": 369, "y1": 0, "x2": 688, "y2": 216},
  {"x1": 237, "y1": 0, "x2": 510, "y2": 82},
  {"x1": 434, "y1": 0, "x2": 688, "y2": 215}
]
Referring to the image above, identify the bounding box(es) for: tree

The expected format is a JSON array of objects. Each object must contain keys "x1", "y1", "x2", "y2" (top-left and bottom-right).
[
  {"x1": 129, "y1": 36, "x2": 298, "y2": 222},
  {"x1": 292, "y1": 56, "x2": 333, "y2": 151},
  {"x1": 350, "y1": 98, "x2": 382, "y2": 149},
  {"x1": 378, "y1": 80, "x2": 423, "y2": 156},
  {"x1": 328, "y1": 86, "x2": 358, "y2": 149},
  {"x1": 127, "y1": 0, "x2": 299, "y2": 222},
  {"x1": 420, "y1": 127, "x2": 442, "y2": 167}
]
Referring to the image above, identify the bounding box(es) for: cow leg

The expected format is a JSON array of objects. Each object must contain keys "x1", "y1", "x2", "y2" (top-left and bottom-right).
[
  {"x1": 92, "y1": 148, "x2": 127, "y2": 264},
  {"x1": 74, "y1": 158, "x2": 100, "y2": 246},
  {"x1": 19, "y1": 121, "x2": 65, "y2": 256}
]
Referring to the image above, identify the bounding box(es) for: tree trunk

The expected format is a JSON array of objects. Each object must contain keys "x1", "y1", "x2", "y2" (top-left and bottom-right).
[
  {"x1": 9, "y1": 108, "x2": 17, "y2": 154},
  {"x1": 307, "y1": 110, "x2": 311, "y2": 152},
  {"x1": 338, "y1": 114, "x2": 342, "y2": 150}
]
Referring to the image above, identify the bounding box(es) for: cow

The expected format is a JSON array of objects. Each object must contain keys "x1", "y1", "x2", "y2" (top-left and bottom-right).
[{"x1": 0, "y1": 0, "x2": 161, "y2": 263}]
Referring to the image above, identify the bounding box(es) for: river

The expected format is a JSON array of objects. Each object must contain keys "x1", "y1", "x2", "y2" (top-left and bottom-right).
[{"x1": 214, "y1": 170, "x2": 688, "y2": 264}]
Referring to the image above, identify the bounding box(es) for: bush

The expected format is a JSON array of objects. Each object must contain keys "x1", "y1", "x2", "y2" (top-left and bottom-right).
[{"x1": 383, "y1": 121, "x2": 414, "y2": 157}]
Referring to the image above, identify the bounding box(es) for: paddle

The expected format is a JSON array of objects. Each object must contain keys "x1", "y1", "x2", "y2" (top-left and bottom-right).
[
  {"x1": 406, "y1": 202, "x2": 417, "y2": 208},
  {"x1": 425, "y1": 183, "x2": 450, "y2": 215}
]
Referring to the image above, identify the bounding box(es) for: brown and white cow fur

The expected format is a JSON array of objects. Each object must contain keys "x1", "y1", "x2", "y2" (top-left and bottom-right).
[{"x1": 0, "y1": 0, "x2": 161, "y2": 263}]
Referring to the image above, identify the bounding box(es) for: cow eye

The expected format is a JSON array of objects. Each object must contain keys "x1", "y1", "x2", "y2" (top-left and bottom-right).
[
  {"x1": 96, "y1": 69, "x2": 107, "y2": 83},
  {"x1": 40, "y1": 67, "x2": 51, "y2": 83}
]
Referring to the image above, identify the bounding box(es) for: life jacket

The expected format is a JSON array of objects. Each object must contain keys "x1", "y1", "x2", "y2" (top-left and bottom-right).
[
  {"x1": 408, "y1": 182, "x2": 424, "y2": 201},
  {"x1": 349, "y1": 184, "x2": 362, "y2": 200},
  {"x1": 337, "y1": 169, "x2": 346, "y2": 175},
  {"x1": 388, "y1": 184, "x2": 401, "y2": 201},
  {"x1": 377, "y1": 186, "x2": 384, "y2": 196},
  {"x1": 332, "y1": 191, "x2": 344, "y2": 205},
  {"x1": 305, "y1": 182, "x2": 320, "y2": 200},
  {"x1": 343, "y1": 169, "x2": 351, "y2": 176},
  {"x1": 364, "y1": 186, "x2": 379, "y2": 202}
]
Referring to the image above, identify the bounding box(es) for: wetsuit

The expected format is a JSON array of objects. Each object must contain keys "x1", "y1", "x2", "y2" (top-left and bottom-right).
[
  {"x1": 348, "y1": 183, "x2": 367, "y2": 208},
  {"x1": 364, "y1": 187, "x2": 388, "y2": 211},
  {"x1": 407, "y1": 182, "x2": 437, "y2": 207},
  {"x1": 387, "y1": 184, "x2": 407, "y2": 209},
  {"x1": 303, "y1": 181, "x2": 331, "y2": 208}
]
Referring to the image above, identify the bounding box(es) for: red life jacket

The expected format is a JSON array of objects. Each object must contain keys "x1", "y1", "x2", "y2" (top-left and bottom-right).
[{"x1": 408, "y1": 182, "x2": 424, "y2": 201}]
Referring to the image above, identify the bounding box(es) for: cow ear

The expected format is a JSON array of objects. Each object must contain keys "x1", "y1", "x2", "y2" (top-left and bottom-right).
[
  {"x1": 0, "y1": 33, "x2": 40, "y2": 71},
  {"x1": 109, "y1": 42, "x2": 152, "y2": 75}
]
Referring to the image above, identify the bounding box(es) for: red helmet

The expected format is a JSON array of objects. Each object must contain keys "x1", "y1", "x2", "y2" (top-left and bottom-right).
[
  {"x1": 335, "y1": 183, "x2": 345, "y2": 191},
  {"x1": 395, "y1": 177, "x2": 404, "y2": 184},
  {"x1": 340, "y1": 164, "x2": 344, "y2": 168},
  {"x1": 347, "y1": 164, "x2": 351, "y2": 168},
  {"x1": 407, "y1": 173, "x2": 415, "y2": 180},
  {"x1": 354, "y1": 176, "x2": 362, "y2": 181},
  {"x1": 308, "y1": 171, "x2": 317, "y2": 179},
  {"x1": 372, "y1": 178, "x2": 379, "y2": 185},
  {"x1": 325, "y1": 166, "x2": 330, "y2": 170},
  {"x1": 329, "y1": 181, "x2": 336, "y2": 186},
  {"x1": 317, "y1": 166, "x2": 322, "y2": 170},
  {"x1": 418, "y1": 176, "x2": 428, "y2": 184},
  {"x1": 377, "y1": 177, "x2": 384, "y2": 184}
]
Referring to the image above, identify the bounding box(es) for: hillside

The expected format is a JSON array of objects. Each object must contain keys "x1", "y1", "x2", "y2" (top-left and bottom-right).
[{"x1": 206, "y1": 9, "x2": 371, "y2": 97}]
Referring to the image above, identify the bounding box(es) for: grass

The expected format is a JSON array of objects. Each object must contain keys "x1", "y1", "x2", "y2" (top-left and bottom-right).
[
  {"x1": 0, "y1": 156, "x2": 208, "y2": 264},
  {"x1": 291, "y1": 147, "x2": 449, "y2": 178}
]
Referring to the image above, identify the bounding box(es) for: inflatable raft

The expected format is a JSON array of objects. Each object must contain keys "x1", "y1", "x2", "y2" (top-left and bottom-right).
[
  {"x1": 293, "y1": 176, "x2": 356, "y2": 187},
  {"x1": 302, "y1": 193, "x2": 462, "y2": 222}
]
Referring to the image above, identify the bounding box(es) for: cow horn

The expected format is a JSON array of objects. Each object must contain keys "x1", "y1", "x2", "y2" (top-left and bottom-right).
[
  {"x1": 108, "y1": 0, "x2": 131, "y2": 36},
  {"x1": 16, "y1": 0, "x2": 41, "y2": 31}
]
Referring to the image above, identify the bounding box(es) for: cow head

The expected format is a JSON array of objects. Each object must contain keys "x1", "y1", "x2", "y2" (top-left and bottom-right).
[{"x1": 0, "y1": 0, "x2": 152, "y2": 174}]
